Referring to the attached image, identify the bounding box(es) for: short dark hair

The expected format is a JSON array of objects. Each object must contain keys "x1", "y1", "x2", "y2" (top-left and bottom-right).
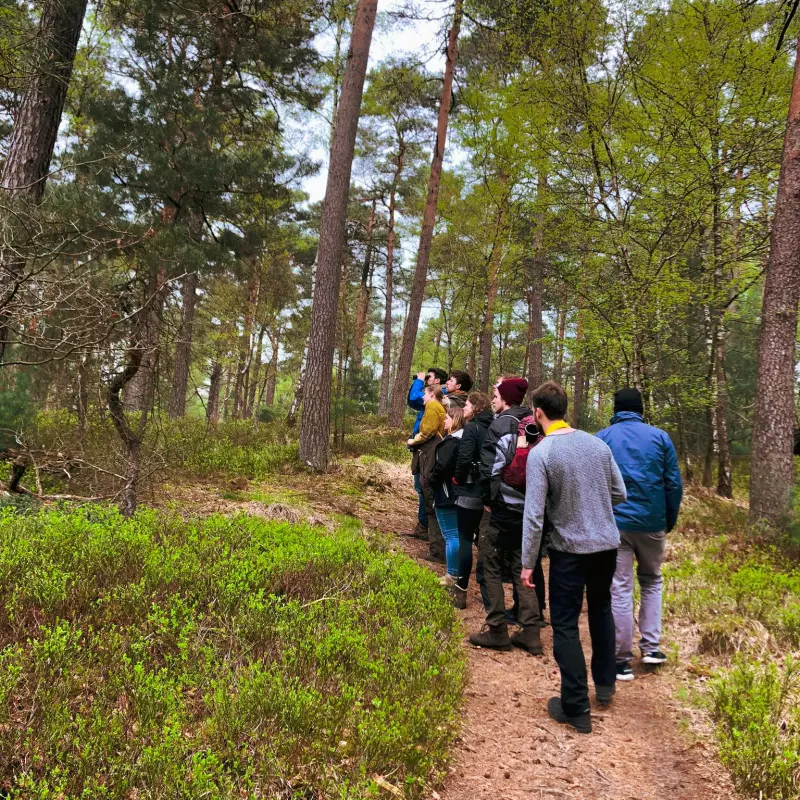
[
  {"x1": 427, "y1": 367, "x2": 448, "y2": 384},
  {"x1": 532, "y1": 381, "x2": 568, "y2": 420},
  {"x1": 449, "y1": 370, "x2": 473, "y2": 392},
  {"x1": 467, "y1": 391, "x2": 491, "y2": 413}
]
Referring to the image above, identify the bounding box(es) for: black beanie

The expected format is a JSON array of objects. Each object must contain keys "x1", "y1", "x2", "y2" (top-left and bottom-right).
[{"x1": 614, "y1": 388, "x2": 644, "y2": 415}]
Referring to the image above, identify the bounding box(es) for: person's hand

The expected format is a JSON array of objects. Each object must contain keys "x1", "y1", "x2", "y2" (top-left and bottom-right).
[
  {"x1": 407, "y1": 438, "x2": 415, "y2": 446},
  {"x1": 521, "y1": 568, "x2": 535, "y2": 589},
  {"x1": 416, "y1": 371, "x2": 426, "y2": 381},
  {"x1": 484, "y1": 505, "x2": 492, "y2": 513}
]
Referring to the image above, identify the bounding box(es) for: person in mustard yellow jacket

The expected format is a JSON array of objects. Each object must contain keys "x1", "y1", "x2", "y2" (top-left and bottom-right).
[{"x1": 408, "y1": 386, "x2": 446, "y2": 562}]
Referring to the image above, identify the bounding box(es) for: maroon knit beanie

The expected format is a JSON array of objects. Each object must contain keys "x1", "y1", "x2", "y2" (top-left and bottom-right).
[{"x1": 497, "y1": 377, "x2": 528, "y2": 406}]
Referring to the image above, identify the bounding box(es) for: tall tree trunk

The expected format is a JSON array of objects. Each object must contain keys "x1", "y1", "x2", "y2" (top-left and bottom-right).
[
  {"x1": 206, "y1": 361, "x2": 223, "y2": 425},
  {"x1": 554, "y1": 284, "x2": 568, "y2": 385},
  {"x1": 750, "y1": 40, "x2": 800, "y2": 523},
  {"x1": 477, "y1": 195, "x2": 507, "y2": 392},
  {"x1": 352, "y1": 199, "x2": 377, "y2": 378},
  {"x1": 388, "y1": 0, "x2": 463, "y2": 427},
  {"x1": 234, "y1": 259, "x2": 260, "y2": 420},
  {"x1": 264, "y1": 329, "x2": 280, "y2": 407},
  {"x1": 168, "y1": 272, "x2": 198, "y2": 418},
  {"x1": 525, "y1": 172, "x2": 547, "y2": 397},
  {"x1": 571, "y1": 305, "x2": 585, "y2": 429},
  {"x1": 124, "y1": 266, "x2": 167, "y2": 412},
  {"x1": 379, "y1": 169, "x2": 401, "y2": 415},
  {"x1": 0, "y1": 0, "x2": 89, "y2": 363},
  {"x1": 298, "y1": 0, "x2": 377, "y2": 469},
  {"x1": 247, "y1": 323, "x2": 267, "y2": 418}
]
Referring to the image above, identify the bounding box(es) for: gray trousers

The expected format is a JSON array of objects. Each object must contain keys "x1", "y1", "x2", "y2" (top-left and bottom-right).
[{"x1": 611, "y1": 530, "x2": 666, "y2": 662}]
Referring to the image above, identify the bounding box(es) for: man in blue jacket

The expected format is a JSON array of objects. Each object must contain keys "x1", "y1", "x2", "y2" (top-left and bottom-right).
[
  {"x1": 596, "y1": 388, "x2": 683, "y2": 680},
  {"x1": 406, "y1": 367, "x2": 448, "y2": 540}
]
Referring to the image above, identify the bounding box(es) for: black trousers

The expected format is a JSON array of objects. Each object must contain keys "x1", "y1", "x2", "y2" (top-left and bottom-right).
[
  {"x1": 549, "y1": 548, "x2": 617, "y2": 716},
  {"x1": 479, "y1": 518, "x2": 542, "y2": 629}
]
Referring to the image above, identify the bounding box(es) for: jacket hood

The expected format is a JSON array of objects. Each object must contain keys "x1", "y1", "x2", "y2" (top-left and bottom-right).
[
  {"x1": 611, "y1": 411, "x2": 645, "y2": 425},
  {"x1": 473, "y1": 409, "x2": 494, "y2": 429}
]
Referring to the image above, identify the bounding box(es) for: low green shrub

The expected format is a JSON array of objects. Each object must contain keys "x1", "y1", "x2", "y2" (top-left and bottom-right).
[
  {"x1": 0, "y1": 507, "x2": 466, "y2": 798},
  {"x1": 709, "y1": 658, "x2": 800, "y2": 799}
]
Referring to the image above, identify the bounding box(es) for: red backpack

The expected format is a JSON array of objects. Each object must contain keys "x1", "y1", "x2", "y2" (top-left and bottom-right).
[{"x1": 502, "y1": 414, "x2": 544, "y2": 491}]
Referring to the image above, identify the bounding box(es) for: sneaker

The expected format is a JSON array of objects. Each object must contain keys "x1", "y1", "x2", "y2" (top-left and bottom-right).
[
  {"x1": 616, "y1": 661, "x2": 635, "y2": 681},
  {"x1": 546, "y1": 697, "x2": 592, "y2": 734},
  {"x1": 595, "y1": 685, "x2": 615, "y2": 707},
  {"x1": 510, "y1": 626, "x2": 543, "y2": 656},
  {"x1": 439, "y1": 574, "x2": 456, "y2": 587},
  {"x1": 448, "y1": 585, "x2": 467, "y2": 610},
  {"x1": 642, "y1": 650, "x2": 667, "y2": 665},
  {"x1": 468, "y1": 624, "x2": 512, "y2": 651}
]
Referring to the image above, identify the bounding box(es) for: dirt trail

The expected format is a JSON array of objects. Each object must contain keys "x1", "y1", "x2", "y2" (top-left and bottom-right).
[{"x1": 168, "y1": 460, "x2": 737, "y2": 799}]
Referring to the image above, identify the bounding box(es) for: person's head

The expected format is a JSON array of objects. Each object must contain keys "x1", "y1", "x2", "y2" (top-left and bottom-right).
[
  {"x1": 532, "y1": 381, "x2": 569, "y2": 429},
  {"x1": 464, "y1": 390, "x2": 491, "y2": 420},
  {"x1": 424, "y1": 385, "x2": 444, "y2": 404},
  {"x1": 426, "y1": 367, "x2": 448, "y2": 386},
  {"x1": 613, "y1": 387, "x2": 644, "y2": 415},
  {"x1": 444, "y1": 405, "x2": 465, "y2": 434},
  {"x1": 446, "y1": 370, "x2": 473, "y2": 394},
  {"x1": 494, "y1": 373, "x2": 517, "y2": 389},
  {"x1": 492, "y1": 377, "x2": 528, "y2": 413}
]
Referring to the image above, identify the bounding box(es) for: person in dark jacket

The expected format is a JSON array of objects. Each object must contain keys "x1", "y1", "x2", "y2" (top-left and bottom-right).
[
  {"x1": 405, "y1": 367, "x2": 448, "y2": 540},
  {"x1": 430, "y1": 406, "x2": 467, "y2": 596},
  {"x1": 596, "y1": 388, "x2": 683, "y2": 679},
  {"x1": 452, "y1": 391, "x2": 493, "y2": 609},
  {"x1": 469, "y1": 377, "x2": 543, "y2": 655}
]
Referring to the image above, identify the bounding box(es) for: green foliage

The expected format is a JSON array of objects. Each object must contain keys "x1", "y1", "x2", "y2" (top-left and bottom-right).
[
  {"x1": 0, "y1": 508, "x2": 466, "y2": 797},
  {"x1": 709, "y1": 658, "x2": 800, "y2": 800}
]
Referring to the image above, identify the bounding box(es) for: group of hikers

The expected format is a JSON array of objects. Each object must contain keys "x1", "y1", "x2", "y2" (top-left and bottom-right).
[{"x1": 405, "y1": 369, "x2": 683, "y2": 734}]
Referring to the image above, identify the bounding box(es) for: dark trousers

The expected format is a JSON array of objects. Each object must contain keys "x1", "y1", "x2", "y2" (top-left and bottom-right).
[
  {"x1": 549, "y1": 548, "x2": 618, "y2": 716},
  {"x1": 413, "y1": 472, "x2": 428, "y2": 527},
  {"x1": 479, "y1": 518, "x2": 542, "y2": 629},
  {"x1": 417, "y1": 448, "x2": 444, "y2": 559}
]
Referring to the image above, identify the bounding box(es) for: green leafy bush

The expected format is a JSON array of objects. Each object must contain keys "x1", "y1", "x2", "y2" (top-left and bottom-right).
[
  {"x1": 0, "y1": 507, "x2": 466, "y2": 798},
  {"x1": 709, "y1": 658, "x2": 800, "y2": 799}
]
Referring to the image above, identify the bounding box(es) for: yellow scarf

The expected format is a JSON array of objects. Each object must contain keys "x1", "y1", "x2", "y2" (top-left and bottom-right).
[{"x1": 545, "y1": 420, "x2": 570, "y2": 435}]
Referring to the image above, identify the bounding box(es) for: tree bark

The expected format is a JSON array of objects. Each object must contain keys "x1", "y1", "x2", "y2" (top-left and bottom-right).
[
  {"x1": 352, "y1": 199, "x2": 377, "y2": 377},
  {"x1": 379, "y1": 161, "x2": 402, "y2": 415},
  {"x1": 234, "y1": 258, "x2": 261, "y2": 420},
  {"x1": 525, "y1": 173, "x2": 547, "y2": 398},
  {"x1": 298, "y1": 0, "x2": 377, "y2": 469},
  {"x1": 168, "y1": 272, "x2": 198, "y2": 418},
  {"x1": 0, "y1": 0, "x2": 90, "y2": 363},
  {"x1": 264, "y1": 329, "x2": 280, "y2": 407},
  {"x1": 247, "y1": 323, "x2": 267, "y2": 418},
  {"x1": 750, "y1": 35, "x2": 800, "y2": 524},
  {"x1": 206, "y1": 361, "x2": 223, "y2": 425},
  {"x1": 571, "y1": 305, "x2": 585, "y2": 429},
  {"x1": 554, "y1": 284, "x2": 568, "y2": 385},
  {"x1": 388, "y1": 0, "x2": 463, "y2": 427}
]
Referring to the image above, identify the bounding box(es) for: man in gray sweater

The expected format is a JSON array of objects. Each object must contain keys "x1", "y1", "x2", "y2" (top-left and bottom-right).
[{"x1": 522, "y1": 382, "x2": 627, "y2": 734}]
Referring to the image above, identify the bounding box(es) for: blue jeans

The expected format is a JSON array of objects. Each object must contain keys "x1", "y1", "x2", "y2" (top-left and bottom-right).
[
  {"x1": 413, "y1": 473, "x2": 428, "y2": 527},
  {"x1": 435, "y1": 506, "x2": 460, "y2": 577}
]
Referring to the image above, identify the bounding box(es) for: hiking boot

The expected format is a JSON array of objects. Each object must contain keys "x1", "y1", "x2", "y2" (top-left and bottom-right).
[
  {"x1": 424, "y1": 552, "x2": 446, "y2": 565},
  {"x1": 642, "y1": 650, "x2": 667, "y2": 665},
  {"x1": 404, "y1": 521, "x2": 428, "y2": 541},
  {"x1": 511, "y1": 625, "x2": 543, "y2": 656},
  {"x1": 595, "y1": 685, "x2": 615, "y2": 707},
  {"x1": 616, "y1": 661, "x2": 634, "y2": 681},
  {"x1": 469, "y1": 624, "x2": 512, "y2": 651},
  {"x1": 439, "y1": 573, "x2": 456, "y2": 587},
  {"x1": 448, "y1": 585, "x2": 467, "y2": 610},
  {"x1": 546, "y1": 697, "x2": 592, "y2": 734}
]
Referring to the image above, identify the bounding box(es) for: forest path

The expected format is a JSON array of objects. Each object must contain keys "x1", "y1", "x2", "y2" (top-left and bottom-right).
[{"x1": 166, "y1": 457, "x2": 737, "y2": 800}]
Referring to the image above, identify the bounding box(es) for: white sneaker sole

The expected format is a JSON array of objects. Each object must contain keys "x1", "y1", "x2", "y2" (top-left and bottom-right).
[
  {"x1": 642, "y1": 656, "x2": 667, "y2": 665},
  {"x1": 616, "y1": 672, "x2": 635, "y2": 682}
]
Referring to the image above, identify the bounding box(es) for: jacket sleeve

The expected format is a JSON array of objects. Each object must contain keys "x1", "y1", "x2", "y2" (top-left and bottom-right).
[
  {"x1": 662, "y1": 436, "x2": 683, "y2": 532},
  {"x1": 454, "y1": 425, "x2": 476, "y2": 484},
  {"x1": 522, "y1": 448, "x2": 548, "y2": 569},
  {"x1": 609, "y1": 450, "x2": 627, "y2": 506},
  {"x1": 407, "y1": 378, "x2": 425, "y2": 412},
  {"x1": 480, "y1": 425, "x2": 513, "y2": 507}
]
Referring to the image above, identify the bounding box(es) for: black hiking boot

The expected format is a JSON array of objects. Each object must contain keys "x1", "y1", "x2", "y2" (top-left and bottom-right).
[
  {"x1": 595, "y1": 685, "x2": 615, "y2": 707},
  {"x1": 511, "y1": 625, "x2": 543, "y2": 656},
  {"x1": 448, "y1": 585, "x2": 467, "y2": 610},
  {"x1": 469, "y1": 624, "x2": 512, "y2": 651},
  {"x1": 423, "y1": 552, "x2": 446, "y2": 565},
  {"x1": 546, "y1": 697, "x2": 592, "y2": 734}
]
